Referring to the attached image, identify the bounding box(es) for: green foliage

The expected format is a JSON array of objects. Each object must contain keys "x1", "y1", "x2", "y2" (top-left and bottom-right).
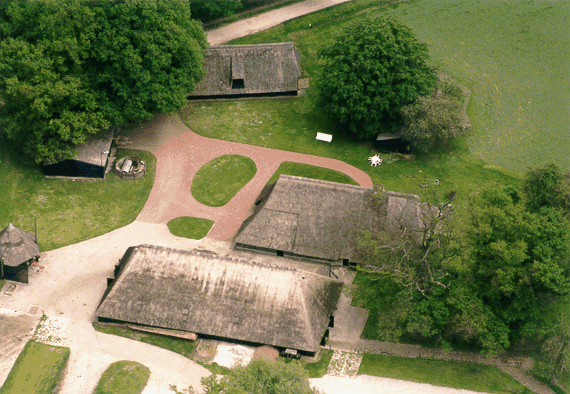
[
  {"x1": 190, "y1": 0, "x2": 242, "y2": 22},
  {"x1": 465, "y1": 185, "x2": 570, "y2": 351},
  {"x1": 191, "y1": 155, "x2": 257, "y2": 207},
  {"x1": 358, "y1": 353, "x2": 531, "y2": 394},
  {"x1": 317, "y1": 16, "x2": 436, "y2": 139},
  {"x1": 524, "y1": 163, "x2": 570, "y2": 214},
  {"x1": 202, "y1": 359, "x2": 318, "y2": 394},
  {"x1": 94, "y1": 361, "x2": 150, "y2": 394},
  {"x1": 167, "y1": 217, "x2": 214, "y2": 239},
  {"x1": 400, "y1": 95, "x2": 467, "y2": 153},
  {"x1": 0, "y1": 0, "x2": 206, "y2": 163},
  {"x1": 0, "y1": 341, "x2": 70, "y2": 394}
]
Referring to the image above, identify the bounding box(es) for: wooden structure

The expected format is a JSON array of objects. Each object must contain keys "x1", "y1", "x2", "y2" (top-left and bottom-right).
[
  {"x1": 42, "y1": 128, "x2": 115, "y2": 178},
  {"x1": 97, "y1": 245, "x2": 342, "y2": 356},
  {"x1": 0, "y1": 223, "x2": 40, "y2": 283},
  {"x1": 188, "y1": 43, "x2": 302, "y2": 99}
]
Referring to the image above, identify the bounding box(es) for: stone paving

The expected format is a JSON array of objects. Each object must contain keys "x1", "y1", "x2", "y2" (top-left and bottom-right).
[{"x1": 325, "y1": 350, "x2": 363, "y2": 378}]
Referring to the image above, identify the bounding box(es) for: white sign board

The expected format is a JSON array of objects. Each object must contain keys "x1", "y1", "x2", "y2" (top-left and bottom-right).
[{"x1": 316, "y1": 133, "x2": 333, "y2": 143}]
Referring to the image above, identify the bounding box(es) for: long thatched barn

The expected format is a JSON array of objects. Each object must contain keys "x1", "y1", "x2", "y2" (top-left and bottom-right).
[
  {"x1": 96, "y1": 245, "x2": 343, "y2": 355},
  {"x1": 235, "y1": 175, "x2": 427, "y2": 266},
  {"x1": 188, "y1": 42, "x2": 302, "y2": 99},
  {"x1": 0, "y1": 223, "x2": 40, "y2": 283}
]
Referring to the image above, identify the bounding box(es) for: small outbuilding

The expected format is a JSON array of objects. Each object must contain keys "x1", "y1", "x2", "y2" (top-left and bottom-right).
[
  {"x1": 97, "y1": 245, "x2": 342, "y2": 356},
  {"x1": 374, "y1": 133, "x2": 411, "y2": 153},
  {"x1": 188, "y1": 42, "x2": 302, "y2": 99},
  {"x1": 0, "y1": 223, "x2": 40, "y2": 283},
  {"x1": 42, "y1": 128, "x2": 115, "y2": 178}
]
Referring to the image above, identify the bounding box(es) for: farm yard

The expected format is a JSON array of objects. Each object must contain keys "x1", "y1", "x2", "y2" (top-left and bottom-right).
[{"x1": 0, "y1": 0, "x2": 568, "y2": 393}]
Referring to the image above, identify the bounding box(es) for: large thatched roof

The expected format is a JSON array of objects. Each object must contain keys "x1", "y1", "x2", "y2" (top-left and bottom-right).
[
  {"x1": 96, "y1": 245, "x2": 342, "y2": 353},
  {"x1": 0, "y1": 223, "x2": 39, "y2": 267},
  {"x1": 235, "y1": 175, "x2": 426, "y2": 263},
  {"x1": 188, "y1": 43, "x2": 301, "y2": 97}
]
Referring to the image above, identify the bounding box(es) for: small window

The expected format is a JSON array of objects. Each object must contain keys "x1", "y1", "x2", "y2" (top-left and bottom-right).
[
  {"x1": 232, "y1": 78, "x2": 244, "y2": 89},
  {"x1": 276, "y1": 251, "x2": 284, "y2": 257},
  {"x1": 342, "y1": 258, "x2": 349, "y2": 266}
]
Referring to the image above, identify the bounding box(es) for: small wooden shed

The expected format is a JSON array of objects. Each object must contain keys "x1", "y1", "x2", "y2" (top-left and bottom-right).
[{"x1": 0, "y1": 223, "x2": 40, "y2": 283}]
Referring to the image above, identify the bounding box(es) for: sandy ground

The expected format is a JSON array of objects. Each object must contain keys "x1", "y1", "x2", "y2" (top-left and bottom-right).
[
  {"x1": 206, "y1": 0, "x2": 352, "y2": 45},
  {"x1": 310, "y1": 375, "x2": 493, "y2": 394}
]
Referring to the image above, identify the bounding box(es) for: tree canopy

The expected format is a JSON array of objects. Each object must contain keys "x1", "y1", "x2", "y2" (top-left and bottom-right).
[
  {"x1": 317, "y1": 16, "x2": 436, "y2": 140},
  {"x1": 0, "y1": 0, "x2": 207, "y2": 164}
]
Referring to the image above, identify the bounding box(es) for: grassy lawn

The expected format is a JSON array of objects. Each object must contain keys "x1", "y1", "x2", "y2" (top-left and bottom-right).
[
  {"x1": 0, "y1": 341, "x2": 70, "y2": 394},
  {"x1": 267, "y1": 162, "x2": 358, "y2": 185},
  {"x1": 0, "y1": 144, "x2": 156, "y2": 251},
  {"x1": 94, "y1": 361, "x2": 150, "y2": 394},
  {"x1": 167, "y1": 217, "x2": 214, "y2": 239},
  {"x1": 93, "y1": 323, "x2": 198, "y2": 359},
  {"x1": 191, "y1": 154, "x2": 257, "y2": 207},
  {"x1": 303, "y1": 349, "x2": 333, "y2": 378},
  {"x1": 181, "y1": 0, "x2": 543, "y2": 210},
  {"x1": 359, "y1": 353, "x2": 533, "y2": 394}
]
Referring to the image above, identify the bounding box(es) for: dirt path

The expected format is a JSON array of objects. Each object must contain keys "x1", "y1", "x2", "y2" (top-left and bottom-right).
[
  {"x1": 126, "y1": 113, "x2": 372, "y2": 241},
  {"x1": 205, "y1": 0, "x2": 352, "y2": 45}
]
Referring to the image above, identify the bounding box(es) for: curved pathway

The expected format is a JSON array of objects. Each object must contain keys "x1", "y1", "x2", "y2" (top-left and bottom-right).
[
  {"x1": 126, "y1": 113, "x2": 372, "y2": 240},
  {"x1": 205, "y1": 0, "x2": 352, "y2": 45}
]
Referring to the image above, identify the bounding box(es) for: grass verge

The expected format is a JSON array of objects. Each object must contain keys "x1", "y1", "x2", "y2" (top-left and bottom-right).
[
  {"x1": 0, "y1": 144, "x2": 156, "y2": 251},
  {"x1": 167, "y1": 217, "x2": 214, "y2": 239},
  {"x1": 303, "y1": 349, "x2": 333, "y2": 378},
  {"x1": 93, "y1": 323, "x2": 198, "y2": 359},
  {"x1": 0, "y1": 341, "x2": 70, "y2": 394},
  {"x1": 358, "y1": 353, "x2": 533, "y2": 394},
  {"x1": 94, "y1": 361, "x2": 150, "y2": 394},
  {"x1": 191, "y1": 154, "x2": 257, "y2": 207},
  {"x1": 267, "y1": 162, "x2": 357, "y2": 185}
]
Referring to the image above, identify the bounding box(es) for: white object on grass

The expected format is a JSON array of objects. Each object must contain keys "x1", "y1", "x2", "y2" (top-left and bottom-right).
[
  {"x1": 368, "y1": 155, "x2": 383, "y2": 167},
  {"x1": 316, "y1": 132, "x2": 333, "y2": 143}
]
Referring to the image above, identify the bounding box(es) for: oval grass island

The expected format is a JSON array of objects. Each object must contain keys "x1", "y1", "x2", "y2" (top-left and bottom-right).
[{"x1": 191, "y1": 154, "x2": 257, "y2": 207}]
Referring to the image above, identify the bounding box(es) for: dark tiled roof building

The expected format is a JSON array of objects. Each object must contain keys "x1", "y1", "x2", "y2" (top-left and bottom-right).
[
  {"x1": 188, "y1": 43, "x2": 302, "y2": 99},
  {"x1": 0, "y1": 223, "x2": 40, "y2": 283},
  {"x1": 97, "y1": 245, "x2": 342, "y2": 355}
]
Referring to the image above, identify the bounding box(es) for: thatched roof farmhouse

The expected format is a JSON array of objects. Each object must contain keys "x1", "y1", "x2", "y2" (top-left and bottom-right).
[
  {"x1": 188, "y1": 43, "x2": 302, "y2": 99},
  {"x1": 0, "y1": 223, "x2": 40, "y2": 283},
  {"x1": 235, "y1": 175, "x2": 427, "y2": 265},
  {"x1": 96, "y1": 245, "x2": 342, "y2": 355},
  {"x1": 42, "y1": 128, "x2": 114, "y2": 178}
]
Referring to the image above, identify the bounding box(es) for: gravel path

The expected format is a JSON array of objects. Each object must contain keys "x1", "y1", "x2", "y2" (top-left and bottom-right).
[{"x1": 205, "y1": 0, "x2": 352, "y2": 45}]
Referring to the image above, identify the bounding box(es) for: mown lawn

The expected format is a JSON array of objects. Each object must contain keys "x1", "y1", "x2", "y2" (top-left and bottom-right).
[
  {"x1": 303, "y1": 349, "x2": 334, "y2": 378},
  {"x1": 191, "y1": 154, "x2": 257, "y2": 207},
  {"x1": 359, "y1": 353, "x2": 533, "y2": 394},
  {"x1": 0, "y1": 143, "x2": 156, "y2": 251},
  {"x1": 0, "y1": 341, "x2": 70, "y2": 394},
  {"x1": 94, "y1": 361, "x2": 150, "y2": 394},
  {"x1": 267, "y1": 162, "x2": 358, "y2": 185},
  {"x1": 167, "y1": 217, "x2": 215, "y2": 239}
]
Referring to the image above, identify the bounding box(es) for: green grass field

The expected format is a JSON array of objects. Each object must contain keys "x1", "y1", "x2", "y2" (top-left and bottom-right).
[
  {"x1": 0, "y1": 145, "x2": 156, "y2": 251},
  {"x1": 359, "y1": 353, "x2": 533, "y2": 394},
  {"x1": 303, "y1": 349, "x2": 333, "y2": 378},
  {"x1": 191, "y1": 154, "x2": 257, "y2": 207},
  {"x1": 0, "y1": 341, "x2": 70, "y2": 394},
  {"x1": 94, "y1": 361, "x2": 150, "y2": 394},
  {"x1": 167, "y1": 216, "x2": 214, "y2": 239}
]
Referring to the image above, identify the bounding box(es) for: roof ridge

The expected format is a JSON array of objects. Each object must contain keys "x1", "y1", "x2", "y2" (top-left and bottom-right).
[
  {"x1": 209, "y1": 42, "x2": 295, "y2": 50},
  {"x1": 135, "y1": 244, "x2": 299, "y2": 273},
  {"x1": 277, "y1": 174, "x2": 371, "y2": 192}
]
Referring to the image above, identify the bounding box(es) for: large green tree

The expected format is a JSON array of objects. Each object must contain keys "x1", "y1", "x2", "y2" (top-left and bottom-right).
[
  {"x1": 0, "y1": 0, "x2": 207, "y2": 163},
  {"x1": 317, "y1": 16, "x2": 436, "y2": 140}
]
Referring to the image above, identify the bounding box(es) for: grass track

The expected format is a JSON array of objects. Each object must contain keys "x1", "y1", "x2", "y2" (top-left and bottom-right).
[
  {"x1": 358, "y1": 353, "x2": 532, "y2": 394},
  {"x1": 0, "y1": 341, "x2": 70, "y2": 394},
  {"x1": 267, "y1": 162, "x2": 358, "y2": 185}
]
